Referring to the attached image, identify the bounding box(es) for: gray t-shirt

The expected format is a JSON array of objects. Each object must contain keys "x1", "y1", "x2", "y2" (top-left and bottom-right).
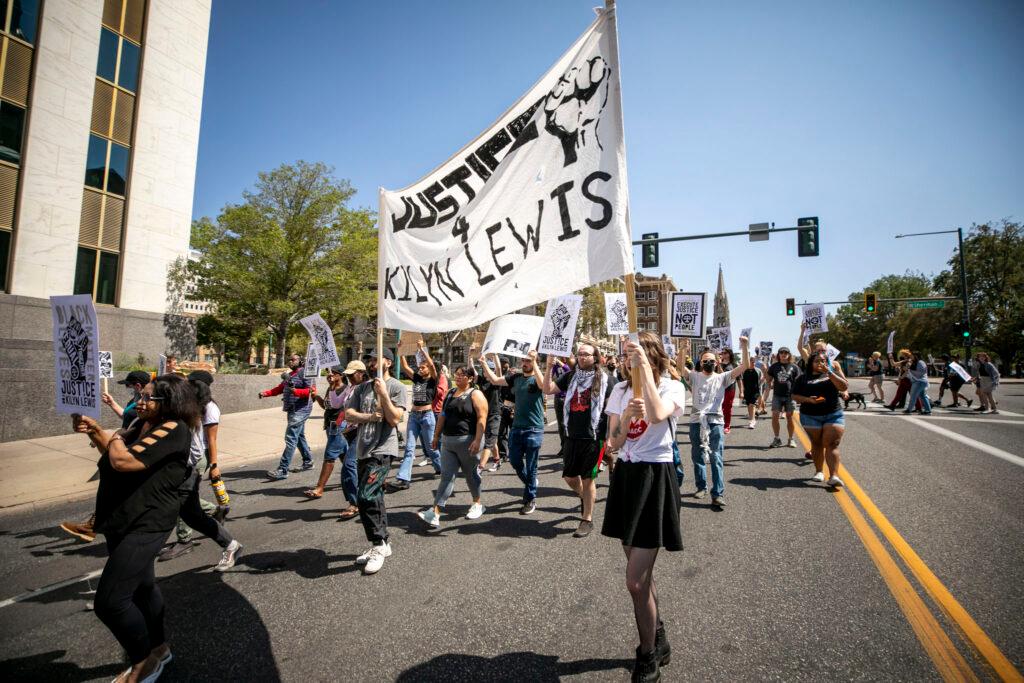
[{"x1": 346, "y1": 378, "x2": 408, "y2": 460}]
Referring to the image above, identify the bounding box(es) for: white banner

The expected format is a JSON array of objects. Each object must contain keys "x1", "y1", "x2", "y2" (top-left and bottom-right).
[
  {"x1": 803, "y1": 303, "x2": 828, "y2": 334},
  {"x1": 378, "y1": 8, "x2": 632, "y2": 332},
  {"x1": 482, "y1": 314, "x2": 545, "y2": 359},
  {"x1": 669, "y1": 292, "x2": 705, "y2": 338},
  {"x1": 304, "y1": 343, "x2": 320, "y2": 379},
  {"x1": 948, "y1": 361, "x2": 972, "y2": 383},
  {"x1": 300, "y1": 313, "x2": 340, "y2": 368},
  {"x1": 886, "y1": 330, "x2": 895, "y2": 355},
  {"x1": 538, "y1": 294, "x2": 583, "y2": 357},
  {"x1": 50, "y1": 295, "x2": 101, "y2": 420},
  {"x1": 98, "y1": 351, "x2": 114, "y2": 379},
  {"x1": 604, "y1": 292, "x2": 629, "y2": 335}
]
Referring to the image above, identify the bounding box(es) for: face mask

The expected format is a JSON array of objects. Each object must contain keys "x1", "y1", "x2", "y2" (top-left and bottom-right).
[{"x1": 701, "y1": 359, "x2": 716, "y2": 373}]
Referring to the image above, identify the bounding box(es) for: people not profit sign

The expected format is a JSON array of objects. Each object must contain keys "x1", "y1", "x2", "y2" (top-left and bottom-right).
[{"x1": 378, "y1": 7, "x2": 633, "y2": 332}]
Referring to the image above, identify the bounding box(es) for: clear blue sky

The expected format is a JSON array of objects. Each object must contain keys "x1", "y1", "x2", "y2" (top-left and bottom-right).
[{"x1": 191, "y1": 0, "x2": 1023, "y2": 350}]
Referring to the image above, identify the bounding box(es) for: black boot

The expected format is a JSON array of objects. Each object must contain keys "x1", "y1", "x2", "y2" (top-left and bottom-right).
[
  {"x1": 654, "y1": 620, "x2": 671, "y2": 666},
  {"x1": 632, "y1": 646, "x2": 661, "y2": 682}
]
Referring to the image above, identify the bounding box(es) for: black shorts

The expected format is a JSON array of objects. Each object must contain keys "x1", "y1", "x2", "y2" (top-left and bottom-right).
[
  {"x1": 562, "y1": 438, "x2": 601, "y2": 479},
  {"x1": 484, "y1": 410, "x2": 500, "y2": 448}
]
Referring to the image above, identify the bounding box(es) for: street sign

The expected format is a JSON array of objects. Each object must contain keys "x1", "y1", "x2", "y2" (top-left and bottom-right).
[
  {"x1": 907, "y1": 300, "x2": 945, "y2": 309},
  {"x1": 749, "y1": 222, "x2": 770, "y2": 242}
]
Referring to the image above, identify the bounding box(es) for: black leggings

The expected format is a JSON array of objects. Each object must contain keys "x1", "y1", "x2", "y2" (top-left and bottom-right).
[
  {"x1": 179, "y1": 470, "x2": 233, "y2": 547},
  {"x1": 95, "y1": 530, "x2": 172, "y2": 664}
]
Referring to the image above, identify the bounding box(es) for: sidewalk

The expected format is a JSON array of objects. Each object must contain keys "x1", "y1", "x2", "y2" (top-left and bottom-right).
[{"x1": 0, "y1": 408, "x2": 328, "y2": 512}]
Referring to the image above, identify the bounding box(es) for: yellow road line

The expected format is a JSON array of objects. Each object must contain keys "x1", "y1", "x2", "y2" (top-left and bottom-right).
[{"x1": 792, "y1": 421, "x2": 981, "y2": 682}]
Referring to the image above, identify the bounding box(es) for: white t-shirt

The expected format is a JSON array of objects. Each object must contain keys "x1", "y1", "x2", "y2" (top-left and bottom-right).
[
  {"x1": 688, "y1": 371, "x2": 729, "y2": 424},
  {"x1": 605, "y1": 378, "x2": 686, "y2": 464},
  {"x1": 189, "y1": 402, "x2": 222, "y2": 467}
]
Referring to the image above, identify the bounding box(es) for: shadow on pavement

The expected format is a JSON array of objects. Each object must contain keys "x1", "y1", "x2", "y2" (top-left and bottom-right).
[
  {"x1": 235, "y1": 548, "x2": 360, "y2": 578},
  {"x1": 728, "y1": 476, "x2": 810, "y2": 491},
  {"x1": 396, "y1": 652, "x2": 632, "y2": 681},
  {"x1": 0, "y1": 649, "x2": 124, "y2": 682}
]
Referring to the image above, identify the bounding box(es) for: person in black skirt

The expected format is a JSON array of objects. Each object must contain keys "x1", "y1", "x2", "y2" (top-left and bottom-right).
[
  {"x1": 602, "y1": 331, "x2": 687, "y2": 683},
  {"x1": 71, "y1": 374, "x2": 200, "y2": 683}
]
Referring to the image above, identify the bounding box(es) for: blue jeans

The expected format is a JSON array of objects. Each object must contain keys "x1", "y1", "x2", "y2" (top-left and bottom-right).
[
  {"x1": 341, "y1": 433, "x2": 358, "y2": 505},
  {"x1": 905, "y1": 380, "x2": 932, "y2": 414},
  {"x1": 509, "y1": 427, "x2": 543, "y2": 501},
  {"x1": 672, "y1": 439, "x2": 685, "y2": 486},
  {"x1": 689, "y1": 422, "x2": 725, "y2": 498},
  {"x1": 276, "y1": 410, "x2": 312, "y2": 473},
  {"x1": 397, "y1": 410, "x2": 442, "y2": 482}
]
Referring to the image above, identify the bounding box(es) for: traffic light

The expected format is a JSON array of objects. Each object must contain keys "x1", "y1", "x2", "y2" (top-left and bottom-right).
[
  {"x1": 786, "y1": 298, "x2": 795, "y2": 316},
  {"x1": 797, "y1": 217, "x2": 819, "y2": 257},
  {"x1": 954, "y1": 321, "x2": 971, "y2": 339},
  {"x1": 962, "y1": 326, "x2": 971, "y2": 339},
  {"x1": 864, "y1": 292, "x2": 877, "y2": 313},
  {"x1": 641, "y1": 232, "x2": 658, "y2": 268}
]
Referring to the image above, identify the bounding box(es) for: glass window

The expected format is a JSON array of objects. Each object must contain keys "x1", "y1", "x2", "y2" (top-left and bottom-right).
[
  {"x1": 118, "y1": 39, "x2": 140, "y2": 92},
  {"x1": 96, "y1": 28, "x2": 119, "y2": 83},
  {"x1": 84, "y1": 135, "x2": 107, "y2": 190},
  {"x1": 106, "y1": 141, "x2": 129, "y2": 195},
  {"x1": 96, "y1": 251, "x2": 118, "y2": 304},
  {"x1": 9, "y1": 0, "x2": 39, "y2": 45},
  {"x1": 74, "y1": 247, "x2": 97, "y2": 296},
  {"x1": 0, "y1": 101, "x2": 25, "y2": 164},
  {"x1": 0, "y1": 229, "x2": 10, "y2": 290}
]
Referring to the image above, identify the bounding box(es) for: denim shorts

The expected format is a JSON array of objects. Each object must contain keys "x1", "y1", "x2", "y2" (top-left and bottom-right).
[
  {"x1": 799, "y1": 410, "x2": 845, "y2": 429},
  {"x1": 772, "y1": 396, "x2": 795, "y2": 413}
]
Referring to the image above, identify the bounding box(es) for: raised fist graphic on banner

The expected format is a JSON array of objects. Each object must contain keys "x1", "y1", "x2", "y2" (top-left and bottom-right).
[{"x1": 544, "y1": 56, "x2": 611, "y2": 166}]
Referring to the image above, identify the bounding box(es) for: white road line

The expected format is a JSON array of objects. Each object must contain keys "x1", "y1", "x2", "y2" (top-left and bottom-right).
[
  {"x1": 0, "y1": 569, "x2": 103, "y2": 610},
  {"x1": 845, "y1": 412, "x2": 1024, "y2": 426},
  {"x1": 899, "y1": 416, "x2": 1024, "y2": 469}
]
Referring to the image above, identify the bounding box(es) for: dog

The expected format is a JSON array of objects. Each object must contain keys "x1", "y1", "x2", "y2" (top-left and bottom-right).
[{"x1": 843, "y1": 392, "x2": 867, "y2": 410}]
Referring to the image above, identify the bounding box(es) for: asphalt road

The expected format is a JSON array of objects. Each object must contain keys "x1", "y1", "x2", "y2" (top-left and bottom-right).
[{"x1": 0, "y1": 378, "x2": 1021, "y2": 682}]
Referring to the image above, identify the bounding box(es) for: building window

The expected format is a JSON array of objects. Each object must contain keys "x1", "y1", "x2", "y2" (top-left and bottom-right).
[
  {"x1": 84, "y1": 134, "x2": 129, "y2": 196},
  {"x1": 6, "y1": 0, "x2": 39, "y2": 45},
  {"x1": 0, "y1": 100, "x2": 24, "y2": 164},
  {"x1": 96, "y1": 26, "x2": 140, "y2": 93},
  {"x1": 73, "y1": 246, "x2": 118, "y2": 305},
  {"x1": 0, "y1": 228, "x2": 9, "y2": 285}
]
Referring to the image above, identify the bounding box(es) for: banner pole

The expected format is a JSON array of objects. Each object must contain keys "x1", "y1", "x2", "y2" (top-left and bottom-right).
[
  {"x1": 102, "y1": 378, "x2": 108, "y2": 395},
  {"x1": 377, "y1": 188, "x2": 386, "y2": 380},
  {"x1": 624, "y1": 273, "x2": 642, "y2": 398}
]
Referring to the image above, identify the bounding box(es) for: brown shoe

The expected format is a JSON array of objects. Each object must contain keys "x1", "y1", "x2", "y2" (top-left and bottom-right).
[
  {"x1": 339, "y1": 505, "x2": 359, "y2": 520},
  {"x1": 60, "y1": 514, "x2": 96, "y2": 542}
]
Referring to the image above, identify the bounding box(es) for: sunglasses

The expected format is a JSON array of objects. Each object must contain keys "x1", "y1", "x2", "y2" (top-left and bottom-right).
[{"x1": 138, "y1": 394, "x2": 164, "y2": 403}]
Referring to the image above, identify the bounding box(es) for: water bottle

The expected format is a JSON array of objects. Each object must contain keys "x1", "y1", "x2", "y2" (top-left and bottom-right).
[{"x1": 210, "y1": 475, "x2": 230, "y2": 507}]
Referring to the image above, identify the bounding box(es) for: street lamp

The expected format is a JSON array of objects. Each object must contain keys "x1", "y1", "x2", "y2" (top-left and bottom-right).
[{"x1": 894, "y1": 228, "x2": 971, "y2": 357}]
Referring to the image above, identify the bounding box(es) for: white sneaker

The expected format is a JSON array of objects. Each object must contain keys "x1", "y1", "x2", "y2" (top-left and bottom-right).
[
  {"x1": 417, "y1": 508, "x2": 441, "y2": 528},
  {"x1": 979, "y1": 409, "x2": 990, "y2": 415},
  {"x1": 787, "y1": 438, "x2": 797, "y2": 448},
  {"x1": 827, "y1": 475, "x2": 845, "y2": 488},
  {"x1": 466, "y1": 502, "x2": 485, "y2": 520},
  {"x1": 215, "y1": 540, "x2": 243, "y2": 572},
  {"x1": 356, "y1": 542, "x2": 391, "y2": 565},
  {"x1": 415, "y1": 458, "x2": 431, "y2": 467},
  {"x1": 363, "y1": 543, "x2": 390, "y2": 574},
  {"x1": 811, "y1": 471, "x2": 825, "y2": 482},
  {"x1": 747, "y1": 420, "x2": 756, "y2": 429}
]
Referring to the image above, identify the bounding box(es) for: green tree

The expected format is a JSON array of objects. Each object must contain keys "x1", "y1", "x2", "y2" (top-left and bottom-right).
[
  {"x1": 934, "y1": 220, "x2": 1024, "y2": 369},
  {"x1": 189, "y1": 161, "x2": 378, "y2": 367}
]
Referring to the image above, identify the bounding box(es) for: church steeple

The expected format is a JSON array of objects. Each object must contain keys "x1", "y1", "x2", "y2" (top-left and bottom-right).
[{"x1": 713, "y1": 264, "x2": 730, "y2": 329}]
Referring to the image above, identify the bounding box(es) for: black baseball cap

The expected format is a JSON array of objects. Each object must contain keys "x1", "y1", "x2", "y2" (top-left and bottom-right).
[
  {"x1": 117, "y1": 370, "x2": 150, "y2": 386},
  {"x1": 369, "y1": 348, "x2": 394, "y2": 362},
  {"x1": 187, "y1": 370, "x2": 214, "y2": 385}
]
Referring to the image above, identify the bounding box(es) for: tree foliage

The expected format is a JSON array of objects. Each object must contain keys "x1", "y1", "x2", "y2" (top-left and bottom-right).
[{"x1": 189, "y1": 161, "x2": 377, "y2": 366}]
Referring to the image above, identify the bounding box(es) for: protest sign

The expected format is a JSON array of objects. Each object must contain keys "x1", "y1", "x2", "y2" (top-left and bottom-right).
[
  {"x1": 538, "y1": 294, "x2": 583, "y2": 357},
  {"x1": 415, "y1": 349, "x2": 429, "y2": 367},
  {"x1": 759, "y1": 341, "x2": 773, "y2": 358},
  {"x1": 50, "y1": 295, "x2": 101, "y2": 420},
  {"x1": 378, "y1": 7, "x2": 632, "y2": 332},
  {"x1": 826, "y1": 343, "x2": 841, "y2": 364},
  {"x1": 669, "y1": 292, "x2": 705, "y2": 338},
  {"x1": 604, "y1": 292, "x2": 630, "y2": 335},
  {"x1": 304, "y1": 343, "x2": 320, "y2": 379},
  {"x1": 886, "y1": 330, "x2": 896, "y2": 355},
  {"x1": 482, "y1": 314, "x2": 544, "y2": 359},
  {"x1": 706, "y1": 330, "x2": 722, "y2": 352},
  {"x1": 300, "y1": 313, "x2": 340, "y2": 367},
  {"x1": 98, "y1": 351, "x2": 114, "y2": 379},
  {"x1": 740, "y1": 327, "x2": 752, "y2": 341},
  {"x1": 948, "y1": 361, "x2": 972, "y2": 383},
  {"x1": 711, "y1": 326, "x2": 732, "y2": 351},
  {"x1": 803, "y1": 303, "x2": 828, "y2": 334},
  {"x1": 158, "y1": 354, "x2": 167, "y2": 377},
  {"x1": 469, "y1": 329, "x2": 487, "y2": 358},
  {"x1": 397, "y1": 331, "x2": 423, "y2": 356}
]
